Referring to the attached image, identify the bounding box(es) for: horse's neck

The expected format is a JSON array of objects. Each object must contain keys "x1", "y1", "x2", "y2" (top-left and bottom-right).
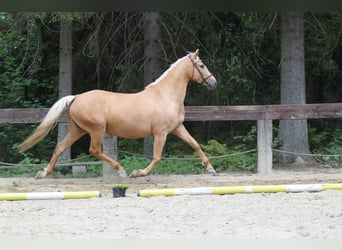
[{"x1": 152, "y1": 63, "x2": 189, "y2": 106}]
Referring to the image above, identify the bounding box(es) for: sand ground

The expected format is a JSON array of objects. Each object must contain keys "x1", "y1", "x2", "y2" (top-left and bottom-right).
[{"x1": 1, "y1": 167, "x2": 342, "y2": 239}]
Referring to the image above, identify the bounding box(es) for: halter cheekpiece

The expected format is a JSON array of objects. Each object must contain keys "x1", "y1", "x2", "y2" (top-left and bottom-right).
[{"x1": 188, "y1": 55, "x2": 213, "y2": 86}]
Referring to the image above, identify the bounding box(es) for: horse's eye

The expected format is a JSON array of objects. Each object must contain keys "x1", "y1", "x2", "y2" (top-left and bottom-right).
[{"x1": 199, "y1": 64, "x2": 205, "y2": 68}]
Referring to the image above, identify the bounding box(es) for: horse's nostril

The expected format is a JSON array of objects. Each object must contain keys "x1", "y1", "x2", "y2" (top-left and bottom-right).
[
  {"x1": 207, "y1": 80, "x2": 217, "y2": 90},
  {"x1": 207, "y1": 82, "x2": 217, "y2": 90}
]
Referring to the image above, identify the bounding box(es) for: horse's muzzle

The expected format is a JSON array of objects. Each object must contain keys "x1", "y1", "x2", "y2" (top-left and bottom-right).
[{"x1": 206, "y1": 79, "x2": 217, "y2": 90}]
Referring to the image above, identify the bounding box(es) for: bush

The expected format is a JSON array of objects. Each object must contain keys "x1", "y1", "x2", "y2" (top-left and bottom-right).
[
  {"x1": 200, "y1": 139, "x2": 256, "y2": 172},
  {"x1": 0, "y1": 135, "x2": 259, "y2": 177},
  {"x1": 310, "y1": 127, "x2": 342, "y2": 167}
]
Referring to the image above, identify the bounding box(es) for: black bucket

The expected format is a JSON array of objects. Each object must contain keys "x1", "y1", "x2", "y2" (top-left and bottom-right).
[{"x1": 112, "y1": 187, "x2": 127, "y2": 198}]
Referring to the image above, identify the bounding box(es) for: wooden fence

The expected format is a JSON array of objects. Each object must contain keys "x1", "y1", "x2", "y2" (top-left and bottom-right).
[{"x1": 1, "y1": 103, "x2": 342, "y2": 175}]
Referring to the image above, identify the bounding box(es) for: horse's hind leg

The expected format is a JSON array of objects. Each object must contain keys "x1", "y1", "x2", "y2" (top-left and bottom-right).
[
  {"x1": 172, "y1": 124, "x2": 217, "y2": 175},
  {"x1": 35, "y1": 121, "x2": 86, "y2": 179},
  {"x1": 88, "y1": 130, "x2": 127, "y2": 178}
]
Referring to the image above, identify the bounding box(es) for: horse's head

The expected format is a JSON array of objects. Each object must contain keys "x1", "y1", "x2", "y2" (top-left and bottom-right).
[{"x1": 188, "y1": 49, "x2": 217, "y2": 90}]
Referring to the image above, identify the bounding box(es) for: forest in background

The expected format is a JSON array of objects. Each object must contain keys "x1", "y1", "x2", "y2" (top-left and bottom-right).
[{"x1": 0, "y1": 12, "x2": 341, "y2": 173}]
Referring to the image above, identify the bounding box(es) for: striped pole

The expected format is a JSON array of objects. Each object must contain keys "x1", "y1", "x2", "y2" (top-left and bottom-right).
[
  {"x1": 0, "y1": 191, "x2": 102, "y2": 201},
  {"x1": 137, "y1": 183, "x2": 342, "y2": 197}
]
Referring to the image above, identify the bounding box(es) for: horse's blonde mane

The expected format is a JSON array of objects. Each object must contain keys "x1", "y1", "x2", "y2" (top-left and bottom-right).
[{"x1": 145, "y1": 55, "x2": 189, "y2": 89}]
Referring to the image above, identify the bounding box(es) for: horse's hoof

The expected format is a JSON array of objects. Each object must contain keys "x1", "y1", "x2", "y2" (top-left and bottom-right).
[
  {"x1": 129, "y1": 169, "x2": 145, "y2": 178},
  {"x1": 129, "y1": 170, "x2": 138, "y2": 178},
  {"x1": 35, "y1": 170, "x2": 46, "y2": 179},
  {"x1": 118, "y1": 171, "x2": 127, "y2": 178},
  {"x1": 206, "y1": 168, "x2": 217, "y2": 175}
]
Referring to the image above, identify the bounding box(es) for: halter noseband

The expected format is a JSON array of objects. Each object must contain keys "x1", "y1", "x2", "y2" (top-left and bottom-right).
[{"x1": 188, "y1": 55, "x2": 213, "y2": 86}]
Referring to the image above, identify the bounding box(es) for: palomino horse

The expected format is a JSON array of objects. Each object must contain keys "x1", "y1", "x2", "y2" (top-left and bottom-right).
[{"x1": 18, "y1": 49, "x2": 217, "y2": 178}]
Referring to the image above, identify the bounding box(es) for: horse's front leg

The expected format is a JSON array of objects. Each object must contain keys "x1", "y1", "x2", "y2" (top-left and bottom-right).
[
  {"x1": 129, "y1": 134, "x2": 167, "y2": 178},
  {"x1": 172, "y1": 124, "x2": 217, "y2": 175}
]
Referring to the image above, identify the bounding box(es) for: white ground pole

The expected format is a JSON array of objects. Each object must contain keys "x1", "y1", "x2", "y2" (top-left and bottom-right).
[
  {"x1": 0, "y1": 191, "x2": 102, "y2": 201},
  {"x1": 137, "y1": 183, "x2": 342, "y2": 197}
]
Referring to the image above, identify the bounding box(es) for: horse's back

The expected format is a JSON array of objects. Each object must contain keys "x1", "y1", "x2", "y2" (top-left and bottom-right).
[
  {"x1": 70, "y1": 90, "x2": 114, "y2": 118},
  {"x1": 68, "y1": 89, "x2": 173, "y2": 138}
]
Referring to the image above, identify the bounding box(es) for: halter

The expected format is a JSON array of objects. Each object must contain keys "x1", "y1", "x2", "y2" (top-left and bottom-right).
[{"x1": 188, "y1": 55, "x2": 213, "y2": 86}]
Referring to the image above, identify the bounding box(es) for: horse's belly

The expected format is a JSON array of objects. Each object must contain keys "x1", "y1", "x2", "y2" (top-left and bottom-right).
[
  {"x1": 106, "y1": 116, "x2": 181, "y2": 139},
  {"x1": 106, "y1": 122, "x2": 152, "y2": 139}
]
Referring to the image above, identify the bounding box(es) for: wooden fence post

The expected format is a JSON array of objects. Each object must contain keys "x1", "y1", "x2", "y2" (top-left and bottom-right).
[
  {"x1": 102, "y1": 134, "x2": 118, "y2": 178},
  {"x1": 257, "y1": 120, "x2": 273, "y2": 174}
]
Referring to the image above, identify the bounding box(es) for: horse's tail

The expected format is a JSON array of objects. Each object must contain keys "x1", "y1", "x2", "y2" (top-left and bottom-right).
[{"x1": 18, "y1": 95, "x2": 76, "y2": 153}]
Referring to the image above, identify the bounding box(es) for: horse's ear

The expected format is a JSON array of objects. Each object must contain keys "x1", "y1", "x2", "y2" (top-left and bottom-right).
[{"x1": 193, "y1": 49, "x2": 199, "y2": 58}]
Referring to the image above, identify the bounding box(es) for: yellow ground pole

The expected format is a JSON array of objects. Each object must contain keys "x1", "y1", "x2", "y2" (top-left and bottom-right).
[
  {"x1": 137, "y1": 183, "x2": 342, "y2": 197},
  {"x1": 0, "y1": 191, "x2": 102, "y2": 201}
]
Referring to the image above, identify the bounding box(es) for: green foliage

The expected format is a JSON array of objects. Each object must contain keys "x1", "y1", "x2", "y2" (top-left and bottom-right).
[
  {"x1": 0, "y1": 167, "x2": 41, "y2": 178},
  {"x1": 112, "y1": 136, "x2": 257, "y2": 175},
  {"x1": 200, "y1": 138, "x2": 256, "y2": 172},
  {"x1": 0, "y1": 13, "x2": 58, "y2": 109},
  {"x1": 1, "y1": 12, "x2": 342, "y2": 177},
  {"x1": 310, "y1": 127, "x2": 342, "y2": 167},
  {"x1": 0, "y1": 124, "x2": 57, "y2": 164},
  {"x1": 0, "y1": 152, "x2": 103, "y2": 178},
  {"x1": 112, "y1": 184, "x2": 129, "y2": 189},
  {"x1": 201, "y1": 139, "x2": 228, "y2": 156},
  {"x1": 117, "y1": 138, "x2": 143, "y2": 157},
  {"x1": 0, "y1": 151, "x2": 46, "y2": 178},
  {"x1": 119, "y1": 155, "x2": 205, "y2": 175}
]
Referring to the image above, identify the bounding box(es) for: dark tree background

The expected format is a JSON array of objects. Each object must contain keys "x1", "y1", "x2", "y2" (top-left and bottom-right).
[{"x1": 0, "y1": 12, "x2": 341, "y2": 169}]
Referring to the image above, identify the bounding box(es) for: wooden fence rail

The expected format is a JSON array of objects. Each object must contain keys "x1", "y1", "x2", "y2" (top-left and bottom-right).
[
  {"x1": 1, "y1": 103, "x2": 342, "y2": 175},
  {"x1": 1, "y1": 103, "x2": 342, "y2": 123}
]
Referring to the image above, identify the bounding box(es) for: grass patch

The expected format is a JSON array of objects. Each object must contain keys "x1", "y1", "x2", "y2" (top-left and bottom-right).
[{"x1": 0, "y1": 139, "x2": 257, "y2": 178}]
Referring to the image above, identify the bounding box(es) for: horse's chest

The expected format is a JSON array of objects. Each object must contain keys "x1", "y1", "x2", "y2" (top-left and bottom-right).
[
  {"x1": 162, "y1": 110, "x2": 184, "y2": 129},
  {"x1": 165, "y1": 105, "x2": 184, "y2": 120}
]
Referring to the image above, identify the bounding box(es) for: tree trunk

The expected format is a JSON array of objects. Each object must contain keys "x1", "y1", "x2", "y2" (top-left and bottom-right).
[
  {"x1": 278, "y1": 12, "x2": 314, "y2": 164},
  {"x1": 58, "y1": 18, "x2": 75, "y2": 170},
  {"x1": 143, "y1": 12, "x2": 162, "y2": 157}
]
